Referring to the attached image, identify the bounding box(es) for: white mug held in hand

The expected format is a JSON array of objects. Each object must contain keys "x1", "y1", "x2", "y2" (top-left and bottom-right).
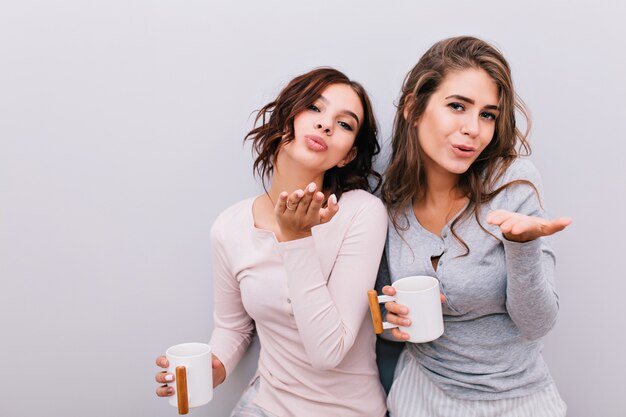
[
  {"x1": 368, "y1": 275, "x2": 444, "y2": 343},
  {"x1": 166, "y1": 343, "x2": 213, "y2": 415}
]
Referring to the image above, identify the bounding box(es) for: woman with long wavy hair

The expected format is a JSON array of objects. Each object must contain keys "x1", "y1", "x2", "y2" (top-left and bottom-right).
[{"x1": 376, "y1": 37, "x2": 571, "y2": 416}]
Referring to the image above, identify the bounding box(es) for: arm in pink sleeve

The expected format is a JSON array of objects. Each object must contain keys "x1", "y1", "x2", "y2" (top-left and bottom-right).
[
  {"x1": 278, "y1": 197, "x2": 387, "y2": 370},
  {"x1": 208, "y1": 218, "x2": 255, "y2": 378}
]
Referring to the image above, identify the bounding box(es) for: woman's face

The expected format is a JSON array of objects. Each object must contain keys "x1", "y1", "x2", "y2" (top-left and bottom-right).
[
  {"x1": 416, "y1": 68, "x2": 500, "y2": 178},
  {"x1": 278, "y1": 83, "x2": 363, "y2": 176}
]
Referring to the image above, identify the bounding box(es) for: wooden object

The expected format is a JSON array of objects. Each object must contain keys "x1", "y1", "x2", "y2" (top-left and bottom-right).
[
  {"x1": 175, "y1": 366, "x2": 189, "y2": 415},
  {"x1": 367, "y1": 290, "x2": 384, "y2": 334}
]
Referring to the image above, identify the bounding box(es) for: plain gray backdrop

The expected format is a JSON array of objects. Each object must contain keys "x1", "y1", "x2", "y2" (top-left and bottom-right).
[{"x1": 1, "y1": 1, "x2": 624, "y2": 416}]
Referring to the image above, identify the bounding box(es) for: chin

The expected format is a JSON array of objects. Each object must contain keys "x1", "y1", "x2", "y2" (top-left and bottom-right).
[{"x1": 446, "y1": 162, "x2": 473, "y2": 175}]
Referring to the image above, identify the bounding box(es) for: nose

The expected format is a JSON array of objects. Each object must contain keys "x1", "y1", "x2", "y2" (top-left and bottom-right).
[
  {"x1": 461, "y1": 115, "x2": 480, "y2": 138},
  {"x1": 315, "y1": 119, "x2": 333, "y2": 135}
]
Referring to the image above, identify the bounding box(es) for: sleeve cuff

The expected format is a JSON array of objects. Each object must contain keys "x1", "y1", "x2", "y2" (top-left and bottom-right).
[
  {"x1": 275, "y1": 234, "x2": 316, "y2": 252},
  {"x1": 502, "y1": 237, "x2": 542, "y2": 258}
]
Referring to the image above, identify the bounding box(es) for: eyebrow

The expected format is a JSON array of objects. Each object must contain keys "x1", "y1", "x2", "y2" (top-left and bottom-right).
[
  {"x1": 445, "y1": 94, "x2": 499, "y2": 111},
  {"x1": 319, "y1": 95, "x2": 361, "y2": 126}
]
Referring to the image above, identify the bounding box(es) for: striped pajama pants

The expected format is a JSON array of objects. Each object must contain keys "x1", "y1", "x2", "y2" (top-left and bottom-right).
[{"x1": 388, "y1": 351, "x2": 567, "y2": 417}]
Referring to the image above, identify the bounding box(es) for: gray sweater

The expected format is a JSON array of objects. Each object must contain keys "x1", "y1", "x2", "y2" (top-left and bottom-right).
[{"x1": 376, "y1": 158, "x2": 560, "y2": 400}]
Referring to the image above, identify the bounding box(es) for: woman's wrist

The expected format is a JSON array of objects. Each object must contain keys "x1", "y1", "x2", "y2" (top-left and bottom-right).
[
  {"x1": 279, "y1": 229, "x2": 313, "y2": 242},
  {"x1": 502, "y1": 232, "x2": 533, "y2": 243}
]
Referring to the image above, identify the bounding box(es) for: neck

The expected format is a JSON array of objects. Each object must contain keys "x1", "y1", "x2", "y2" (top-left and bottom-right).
[{"x1": 420, "y1": 164, "x2": 463, "y2": 208}]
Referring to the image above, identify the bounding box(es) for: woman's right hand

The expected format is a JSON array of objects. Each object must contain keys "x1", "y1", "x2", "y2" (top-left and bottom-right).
[
  {"x1": 382, "y1": 285, "x2": 447, "y2": 342},
  {"x1": 154, "y1": 354, "x2": 226, "y2": 397},
  {"x1": 275, "y1": 183, "x2": 339, "y2": 242},
  {"x1": 381, "y1": 285, "x2": 412, "y2": 341}
]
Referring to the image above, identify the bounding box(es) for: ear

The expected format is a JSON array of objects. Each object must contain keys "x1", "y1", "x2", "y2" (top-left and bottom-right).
[
  {"x1": 338, "y1": 147, "x2": 357, "y2": 168},
  {"x1": 403, "y1": 93, "x2": 415, "y2": 120}
]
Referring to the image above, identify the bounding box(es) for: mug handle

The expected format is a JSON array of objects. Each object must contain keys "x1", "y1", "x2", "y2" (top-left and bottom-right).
[
  {"x1": 367, "y1": 290, "x2": 396, "y2": 334},
  {"x1": 175, "y1": 366, "x2": 189, "y2": 415}
]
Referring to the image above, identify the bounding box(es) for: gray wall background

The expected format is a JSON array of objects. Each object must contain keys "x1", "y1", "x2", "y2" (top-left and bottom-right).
[{"x1": 1, "y1": 1, "x2": 624, "y2": 416}]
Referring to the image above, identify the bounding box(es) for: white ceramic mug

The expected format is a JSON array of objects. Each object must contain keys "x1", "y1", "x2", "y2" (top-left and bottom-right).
[
  {"x1": 368, "y1": 275, "x2": 444, "y2": 343},
  {"x1": 166, "y1": 343, "x2": 213, "y2": 414}
]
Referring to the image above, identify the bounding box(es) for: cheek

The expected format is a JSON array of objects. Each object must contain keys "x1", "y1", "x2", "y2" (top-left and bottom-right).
[
  {"x1": 292, "y1": 114, "x2": 306, "y2": 132},
  {"x1": 481, "y1": 126, "x2": 496, "y2": 148},
  {"x1": 418, "y1": 110, "x2": 450, "y2": 142},
  {"x1": 416, "y1": 118, "x2": 440, "y2": 150},
  {"x1": 337, "y1": 128, "x2": 357, "y2": 146}
]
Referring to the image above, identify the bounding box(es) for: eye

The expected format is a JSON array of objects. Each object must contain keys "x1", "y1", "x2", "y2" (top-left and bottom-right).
[
  {"x1": 308, "y1": 104, "x2": 320, "y2": 112},
  {"x1": 338, "y1": 121, "x2": 353, "y2": 131},
  {"x1": 447, "y1": 102, "x2": 465, "y2": 111},
  {"x1": 480, "y1": 111, "x2": 497, "y2": 121}
]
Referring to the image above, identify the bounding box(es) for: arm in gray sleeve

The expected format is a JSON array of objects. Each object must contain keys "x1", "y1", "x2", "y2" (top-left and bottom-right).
[
  {"x1": 504, "y1": 237, "x2": 559, "y2": 340},
  {"x1": 500, "y1": 160, "x2": 559, "y2": 340}
]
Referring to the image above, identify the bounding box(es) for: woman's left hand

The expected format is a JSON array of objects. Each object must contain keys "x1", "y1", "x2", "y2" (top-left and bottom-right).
[
  {"x1": 275, "y1": 182, "x2": 339, "y2": 241},
  {"x1": 486, "y1": 210, "x2": 572, "y2": 243}
]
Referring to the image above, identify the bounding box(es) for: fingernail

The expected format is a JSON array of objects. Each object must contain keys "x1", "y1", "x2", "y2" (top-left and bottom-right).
[
  {"x1": 404, "y1": 319, "x2": 411, "y2": 326},
  {"x1": 159, "y1": 359, "x2": 166, "y2": 366},
  {"x1": 308, "y1": 183, "x2": 316, "y2": 192},
  {"x1": 165, "y1": 374, "x2": 173, "y2": 382},
  {"x1": 296, "y1": 190, "x2": 304, "y2": 198},
  {"x1": 330, "y1": 194, "x2": 337, "y2": 204},
  {"x1": 167, "y1": 387, "x2": 175, "y2": 394},
  {"x1": 401, "y1": 308, "x2": 408, "y2": 315}
]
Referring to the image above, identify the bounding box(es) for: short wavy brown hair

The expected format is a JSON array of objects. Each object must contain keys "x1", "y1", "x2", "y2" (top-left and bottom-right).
[{"x1": 245, "y1": 67, "x2": 381, "y2": 201}]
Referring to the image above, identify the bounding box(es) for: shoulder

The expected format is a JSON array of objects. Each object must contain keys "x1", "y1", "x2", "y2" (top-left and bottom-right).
[
  {"x1": 210, "y1": 197, "x2": 254, "y2": 241},
  {"x1": 489, "y1": 158, "x2": 545, "y2": 214},
  {"x1": 321, "y1": 191, "x2": 387, "y2": 246},
  {"x1": 495, "y1": 157, "x2": 543, "y2": 188},
  {"x1": 338, "y1": 189, "x2": 387, "y2": 218}
]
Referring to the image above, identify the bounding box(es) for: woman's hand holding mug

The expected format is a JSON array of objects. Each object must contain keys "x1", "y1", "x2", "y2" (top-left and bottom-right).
[
  {"x1": 381, "y1": 285, "x2": 412, "y2": 341},
  {"x1": 154, "y1": 353, "x2": 225, "y2": 397},
  {"x1": 374, "y1": 279, "x2": 447, "y2": 342}
]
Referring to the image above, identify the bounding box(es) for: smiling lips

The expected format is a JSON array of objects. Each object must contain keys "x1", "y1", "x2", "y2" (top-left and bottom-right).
[
  {"x1": 451, "y1": 143, "x2": 477, "y2": 158},
  {"x1": 305, "y1": 135, "x2": 328, "y2": 152}
]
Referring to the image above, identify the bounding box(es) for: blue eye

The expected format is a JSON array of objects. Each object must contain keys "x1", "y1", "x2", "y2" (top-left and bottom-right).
[
  {"x1": 480, "y1": 111, "x2": 497, "y2": 121},
  {"x1": 448, "y1": 102, "x2": 464, "y2": 111},
  {"x1": 338, "y1": 121, "x2": 353, "y2": 131}
]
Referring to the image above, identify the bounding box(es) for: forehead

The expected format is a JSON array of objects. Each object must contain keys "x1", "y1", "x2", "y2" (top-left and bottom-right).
[
  {"x1": 319, "y1": 83, "x2": 364, "y2": 119},
  {"x1": 436, "y1": 68, "x2": 499, "y2": 105}
]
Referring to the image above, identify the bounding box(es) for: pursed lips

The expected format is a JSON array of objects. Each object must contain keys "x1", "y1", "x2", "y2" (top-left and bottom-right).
[
  {"x1": 305, "y1": 135, "x2": 328, "y2": 151},
  {"x1": 450, "y1": 143, "x2": 478, "y2": 157}
]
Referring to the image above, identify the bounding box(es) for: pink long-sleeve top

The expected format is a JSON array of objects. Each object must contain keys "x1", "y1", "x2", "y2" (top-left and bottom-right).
[{"x1": 209, "y1": 189, "x2": 388, "y2": 417}]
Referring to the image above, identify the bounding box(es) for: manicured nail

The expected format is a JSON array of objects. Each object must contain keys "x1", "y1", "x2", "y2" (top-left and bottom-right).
[
  {"x1": 165, "y1": 374, "x2": 173, "y2": 382},
  {"x1": 330, "y1": 194, "x2": 337, "y2": 205},
  {"x1": 296, "y1": 190, "x2": 304, "y2": 198},
  {"x1": 167, "y1": 387, "x2": 175, "y2": 394},
  {"x1": 308, "y1": 183, "x2": 316, "y2": 193},
  {"x1": 403, "y1": 319, "x2": 411, "y2": 326},
  {"x1": 401, "y1": 307, "x2": 408, "y2": 315}
]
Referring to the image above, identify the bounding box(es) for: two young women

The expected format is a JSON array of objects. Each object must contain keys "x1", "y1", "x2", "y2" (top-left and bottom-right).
[{"x1": 155, "y1": 36, "x2": 570, "y2": 416}]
